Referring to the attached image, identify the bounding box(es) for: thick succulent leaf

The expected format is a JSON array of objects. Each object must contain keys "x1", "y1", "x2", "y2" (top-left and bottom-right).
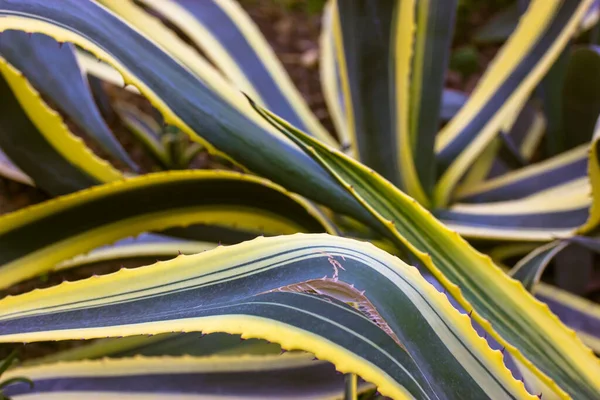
[
  {"x1": 509, "y1": 241, "x2": 569, "y2": 290},
  {"x1": 329, "y1": 0, "x2": 400, "y2": 189},
  {"x1": 330, "y1": 0, "x2": 456, "y2": 204},
  {"x1": 0, "y1": 51, "x2": 123, "y2": 195},
  {"x1": 579, "y1": 129, "x2": 600, "y2": 233},
  {"x1": 460, "y1": 102, "x2": 546, "y2": 190},
  {"x1": 54, "y1": 233, "x2": 217, "y2": 272},
  {"x1": 0, "y1": 31, "x2": 136, "y2": 171},
  {"x1": 29, "y1": 333, "x2": 281, "y2": 367},
  {"x1": 0, "y1": 147, "x2": 32, "y2": 186},
  {"x1": 129, "y1": 0, "x2": 337, "y2": 148},
  {"x1": 536, "y1": 284, "x2": 600, "y2": 354},
  {"x1": 0, "y1": 170, "x2": 334, "y2": 290},
  {"x1": 435, "y1": 0, "x2": 593, "y2": 207},
  {"x1": 320, "y1": 5, "x2": 466, "y2": 153},
  {"x1": 319, "y1": 4, "x2": 351, "y2": 153},
  {"x1": 251, "y1": 104, "x2": 600, "y2": 399},
  {"x1": 488, "y1": 247, "x2": 600, "y2": 354},
  {"x1": 75, "y1": 50, "x2": 139, "y2": 94},
  {"x1": 0, "y1": 0, "x2": 366, "y2": 219},
  {"x1": 3, "y1": 354, "x2": 372, "y2": 399},
  {"x1": 562, "y1": 46, "x2": 600, "y2": 152},
  {"x1": 455, "y1": 144, "x2": 588, "y2": 203},
  {"x1": 475, "y1": 0, "x2": 600, "y2": 44},
  {"x1": 407, "y1": 0, "x2": 457, "y2": 195},
  {"x1": 112, "y1": 102, "x2": 171, "y2": 167},
  {"x1": 0, "y1": 234, "x2": 532, "y2": 399},
  {"x1": 436, "y1": 185, "x2": 590, "y2": 241}
]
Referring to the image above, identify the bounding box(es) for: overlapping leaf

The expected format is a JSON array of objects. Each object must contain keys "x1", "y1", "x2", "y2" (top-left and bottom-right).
[
  {"x1": 3, "y1": 353, "x2": 374, "y2": 399},
  {"x1": 251, "y1": 103, "x2": 600, "y2": 398},
  {"x1": 0, "y1": 234, "x2": 532, "y2": 399},
  {"x1": 0, "y1": 170, "x2": 334, "y2": 290}
]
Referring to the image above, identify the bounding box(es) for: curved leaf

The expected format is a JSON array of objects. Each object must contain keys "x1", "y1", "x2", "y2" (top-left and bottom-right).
[
  {"x1": 330, "y1": 0, "x2": 400, "y2": 188},
  {"x1": 28, "y1": 332, "x2": 281, "y2": 367},
  {"x1": 408, "y1": 0, "x2": 457, "y2": 195},
  {"x1": 436, "y1": 186, "x2": 590, "y2": 241},
  {"x1": 0, "y1": 0, "x2": 366, "y2": 220},
  {"x1": 251, "y1": 103, "x2": 600, "y2": 399},
  {"x1": 435, "y1": 0, "x2": 592, "y2": 207},
  {"x1": 112, "y1": 102, "x2": 171, "y2": 168},
  {"x1": 54, "y1": 233, "x2": 217, "y2": 272},
  {"x1": 0, "y1": 234, "x2": 532, "y2": 399},
  {"x1": 0, "y1": 170, "x2": 334, "y2": 290},
  {"x1": 536, "y1": 284, "x2": 600, "y2": 354},
  {"x1": 132, "y1": 0, "x2": 337, "y2": 147},
  {"x1": 3, "y1": 354, "x2": 373, "y2": 399},
  {"x1": 510, "y1": 241, "x2": 569, "y2": 290},
  {"x1": 0, "y1": 51, "x2": 123, "y2": 195},
  {"x1": 0, "y1": 147, "x2": 32, "y2": 186},
  {"x1": 0, "y1": 30, "x2": 136, "y2": 170},
  {"x1": 455, "y1": 144, "x2": 589, "y2": 203}
]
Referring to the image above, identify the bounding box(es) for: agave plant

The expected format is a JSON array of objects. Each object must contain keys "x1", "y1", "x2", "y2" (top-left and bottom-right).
[{"x1": 0, "y1": 0, "x2": 599, "y2": 398}]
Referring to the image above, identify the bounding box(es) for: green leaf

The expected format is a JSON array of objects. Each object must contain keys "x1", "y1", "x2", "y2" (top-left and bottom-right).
[
  {"x1": 26, "y1": 332, "x2": 280, "y2": 366},
  {"x1": 250, "y1": 102, "x2": 600, "y2": 398},
  {"x1": 126, "y1": 0, "x2": 337, "y2": 147},
  {"x1": 0, "y1": 31, "x2": 136, "y2": 171},
  {"x1": 435, "y1": 0, "x2": 593, "y2": 207},
  {"x1": 510, "y1": 241, "x2": 569, "y2": 291},
  {"x1": 2, "y1": 354, "x2": 372, "y2": 399},
  {"x1": 539, "y1": 47, "x2": 570, "y2": 156},
  {"x1": 0, "y1": 170, "x2": 334, "y2": 290},
  {"x1": 409, "y1": 0, "x2": 458, "y2": 196},
  {"x1": 0, "y1": 234, "x2": 532, "y2": 399},
  {"x1": 455, "y1": 144, "x2": 588, "y2": 203},
  {"x1": 330, "y1": 0, "x2": 399, "y2": 186},
  {"x1": 0, "y1": 0, "x2": 367, "y2": 220},
  {"x1": 112, "y1": 102, "x2": 171, "y2": 168},
  {"x1": 0, "y1": 50, "x2": 124, "y2": 195}
]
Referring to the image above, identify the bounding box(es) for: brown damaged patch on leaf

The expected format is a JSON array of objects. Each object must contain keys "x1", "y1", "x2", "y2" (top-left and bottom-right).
[{"x1": 265, "y1": 277, "x2": 405, "y2": 350}]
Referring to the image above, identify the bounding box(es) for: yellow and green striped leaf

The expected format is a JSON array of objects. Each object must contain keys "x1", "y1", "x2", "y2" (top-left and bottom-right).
[
  {"x1": 0, "y1": 234, "x2": 532, "y2": 399},
  {"x1": 328, "y1": 0, "x2": 456, "y2": 204},
  {"x1": 27, "y1": 332, "x2": 281, "y2": 367},
  {"x1": 510, "y1": 241, "x2": 569, "y2": 290},
  {"x1": 129, "y1": 0, "x2": 337, "y2": 148},
  {"x1": 436, "y1": 184, "x2": 591, "y2": 241},
  {"x1": 535, "y1": 284, "x2": 600, "y2": 354},
  {"x1": 54, "y1": 233, "x2": 217, "y2": 273},
  {"x1": 0, "y1": 170, "x2": 334, "y2": 290},
  {"x1": 0, "y1": 45, "x2": 123, "y2": 195},
  {"x1": 0, "y1": 0, "x2": 367, "y2": 220},
  {"x1": 0, "y1": 31, "x2": 136, "y2": 171},
  {"x1": 435, "y1": 0, "x2": 593, "y2": 207},
  {"x1": 251, "y1": 103, "x2": 600, "y2": 398},
  {"x1": 406, "y1": 0, "x2": 457, "y2": 196},
  {"x1": 3, "y1": 354, "x2": 373, "y2": 399},
  {"x1": 455, "y1": 144, "x2": 588, "y2": 203}
]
